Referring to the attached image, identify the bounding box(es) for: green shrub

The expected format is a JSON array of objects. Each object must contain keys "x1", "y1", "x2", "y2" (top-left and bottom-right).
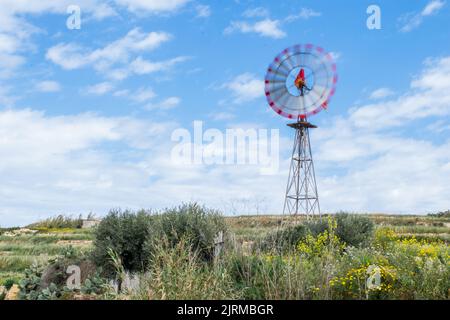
[
  {"x1": 258, "y1": 219, "x2": 328, "y2": 252},
  {"x1": 335, "y1": 213, "x2": 374, "y2": 247},
  {"x1": 3, "y1": 278, "x2": 16, "y2": 290},
  {"x1": 92, "y1": 203, "x2": 226, "y2": 277},
  {"x1": 258, "y1": 224, "x2": 307, "y2": 252},
  {"x1": 91, "y1": 209, "x2": 153, "y2": 277},
  {"x1": 28, "y1": 214, "x2": 83, "y2": 229},
  {"x1": 144, "y1": 203, "x2": 227, "y2": 263}
]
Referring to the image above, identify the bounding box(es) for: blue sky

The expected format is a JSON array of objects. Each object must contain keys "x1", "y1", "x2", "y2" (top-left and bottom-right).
[{"x1": 0, "y1": 0, "x2": 450, "y2": 226}]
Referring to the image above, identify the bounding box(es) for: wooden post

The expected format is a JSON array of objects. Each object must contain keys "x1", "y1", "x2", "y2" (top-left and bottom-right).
[{"x1": 214, "y1": 231, "x2": 224, "y2": 259}]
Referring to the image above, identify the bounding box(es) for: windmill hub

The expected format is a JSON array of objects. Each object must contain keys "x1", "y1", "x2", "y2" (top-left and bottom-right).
[{"x1": 264, "y1": 44, "x2": 338, "y2": 217}]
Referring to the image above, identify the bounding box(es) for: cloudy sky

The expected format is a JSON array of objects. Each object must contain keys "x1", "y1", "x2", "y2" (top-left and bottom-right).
[{"x1": 0, "y1": 0, "x2": 449, "y2": 226}]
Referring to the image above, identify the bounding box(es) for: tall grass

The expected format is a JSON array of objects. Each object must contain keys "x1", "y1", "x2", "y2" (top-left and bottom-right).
[{"x1": 133, "y1": 239, "x2": 241, "y2": 300}]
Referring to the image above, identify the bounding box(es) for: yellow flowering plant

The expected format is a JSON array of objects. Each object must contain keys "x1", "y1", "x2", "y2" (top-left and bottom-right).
[
  {"x1": 329, "y1": 263, "x2": 397, "y2": 299},
  {"x1": 297, "y1": 217, "x2": 345, "y2": 258}
]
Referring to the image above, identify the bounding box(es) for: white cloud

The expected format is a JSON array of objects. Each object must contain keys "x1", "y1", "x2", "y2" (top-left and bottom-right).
[
  {"x1": 210, "y1": 112, "x2": 235, "y2": 121},
  {"x1": 113, "y1": 89, "x2": 130, "y2": 97},
  {"x1": 129, "y1": 56, "x2": 189, "y2": 75},
  {"x1": 131, "y1": 87, "x2": 157, "y2": 103},
  {"x1": 422, "y1": 0, "x2": 446, "y2": 15},
  {"x1": 114, "y1": 0, "x2": 191, "y2": 13},
  {"x1": 35, "y1": 80, "x2": 61, "y2": 93},
  {"x1": 224, "y1": 19, "x2": 286, "y2": 39},
  {"x1": 351, "y1": 56, "x2": 450, "y2": 129},
  {"x1": 242, "y1": 7, "x2": 269, "y2": 18},
  {"x1": 46, "y1": 43, "x2": 88, "y2": 70},
  {"x1": 0, "y1": 1, "x2": 116, "y2": 20},
  {"x1": 47, "y1": 29, "x2": 172, "y2": 71},
  {"x1": 226, "y1": 7, "x2": 321, "y2": 39},
  {"x1": 369, "y1": 87, "x2": 395, "y2": 100},
  {"x1": 2, "y1": 57, "x2": 450, "y2": 226},
  {"x1": 145, "y1": 96, "x2": 181, "y2": 110},
  {"x1": 310, "y1": 56, "x2": 450, "y2": 213},
  {"x1": 0, "y1": 108, "x2": 178, "y2": 226},
  {"x1": 427, "y1": 119, "x2": 450, "y2": 133},
  {"x1": 85, "y1": 82, "x2": 114, "y2": 95},
  {"x1": 222, "y1": 73, "x2": 264, "y2": 103},
  {"x1": 399, "y1": 0, "x2": 446, "y2": 32},
  {"x1": 285, "y1": 7, "x2": 322, "y2": 22},
  {"x1": 0, "y1": 1, "x2": 118, "y2": 78},
  {"x1": 0, "y1": 86, "x2": 18, "y2": 107},
  {"x1": 195, "y1": 4, "x2": 211, "y2": 18},
  {"x1": 90, "y1": 3, "x2": 118, "y2": 20},
  {"x1": 0, "y1": 53, "x2": 25, "y2": 78},
  {"x1": 46, "y1": 29, "x2": 188, "y2": 81},
  {"x1": 0, "y1": 13, "x2": 34, "y2": 78},
  {"x1": 0, "y1": 107, "x2": 286, "y2": 227}
]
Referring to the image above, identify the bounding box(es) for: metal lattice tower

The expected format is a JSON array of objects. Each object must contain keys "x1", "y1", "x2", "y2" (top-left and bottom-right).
[
  {"x1": 283, "y1": 120, "x2": 320, "y2": 217},
  {"x1": 264, "y1": 44, "x2": 338, "y2": 218}
]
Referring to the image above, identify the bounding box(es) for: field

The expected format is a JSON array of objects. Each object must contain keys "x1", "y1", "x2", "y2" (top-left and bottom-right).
[
  {"x1": 1, "y1": 211, "x2": 449, "y2": 300},
  {"x1": 228, "y1": 214, "x2": 450, "y2": 243},
  {"x1": 0, "y1": 228, "x2": 93, "y2": 285}
]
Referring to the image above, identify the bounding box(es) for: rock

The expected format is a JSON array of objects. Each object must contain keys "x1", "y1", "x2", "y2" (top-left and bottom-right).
[
  {"x1": 82, "y1": 219, "x2": 101, "y2": 229},
  {"x1": 40, "y1": 259, "x2": 97, "y2": 289},
  {"x1": 5, "y1": 284, "x2": 20, "y2": 300},
  {"x1": 40, "y1": 263, "x2": 66, "y2": 289}
]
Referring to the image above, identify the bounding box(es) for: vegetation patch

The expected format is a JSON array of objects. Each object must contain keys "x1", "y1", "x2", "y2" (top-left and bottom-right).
[{"x1": 1, "y1": 206, "x2": 449, "y2": 300}]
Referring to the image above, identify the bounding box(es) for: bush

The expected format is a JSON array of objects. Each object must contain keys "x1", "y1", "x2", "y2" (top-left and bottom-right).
[
  {"x1": 3, "y1": 278, "x2": 16, "y2": 290},
  {"x1": 335, "y1": 213, "x2": 374, "y2": 247},
  {"x1": 144, "y1": 203, "x2": 227, "y2": 263},
  {"x1": 28, "y1": 214, "x2": 84, "y2": 229},
  {"x1": 258, "y1": 224, "x2": 307, "y2": 252},
  {"x1": 92, "y1": 203, "x2": 227, "y2": 278},
  {"x1": 91, "y1": 209, "x2": 153, "y2": 277},
  {"x1": 258, "y1": 218, "x2": 328, "y2": 252}
]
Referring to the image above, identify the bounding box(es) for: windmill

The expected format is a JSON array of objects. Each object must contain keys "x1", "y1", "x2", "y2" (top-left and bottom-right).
[{"x1": 264, "y1": 44, "x2": 338, "y2": 218}]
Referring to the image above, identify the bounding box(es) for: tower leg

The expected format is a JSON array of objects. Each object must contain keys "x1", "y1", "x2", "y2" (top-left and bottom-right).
[{"x1": 283, "y1": 121, "x2": 320, "y2": 218}]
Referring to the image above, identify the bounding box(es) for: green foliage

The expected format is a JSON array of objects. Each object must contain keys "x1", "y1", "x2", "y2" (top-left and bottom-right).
[
  {"x1": 259, "y1": 214, "x2": 374, "y2": 252},
  {"x1": 92, "y1": 203, "x2": 227, "y2": 278},
  {"x1": 145, "y1": 203, "x2": 227, "y2": 263},
  {"x1": 3, "y1": 278, "x2": 16, "y2": 290},
  {"x1": 257, "y1": 224, "x2": 307, "y2": 252},
  {"x1": 81, "y1": 272, "x2": 109, "y2": 295},
  {"x1": 135, "y1": 238, "x2": 240, "y2": 300},
  {"x1": 91, "y1": 209, "x2": 153, "y2": 277},
  {"x1": 28, "y1": 214, "x2": 83, "y2": 229},
  {"x1": 428, "y1": 210, "x2": 450, "y2": 218},
  {"x1": 18, "y1": 263, "x2": 45, "y2": 300},
  {"x1": 335, "y1": 213, "x2": 375, "y2": 247},
  {"x1": 303, "y1": 219, "x2": 329, "y2": 236},
  {"x1": 7, "y1": 208, "x2": 450, "y2": 301},
  {"x1": 258, "y1": 218, "x2": 328, "y2": 252}
]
